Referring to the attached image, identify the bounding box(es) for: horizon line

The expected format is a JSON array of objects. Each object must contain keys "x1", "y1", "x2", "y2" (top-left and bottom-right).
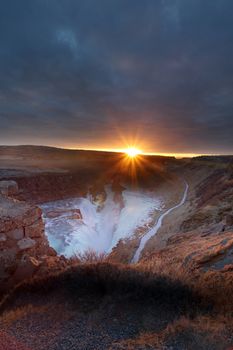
[{"x1": 1, "y1": 144, "x2": 232, "y2": 159}]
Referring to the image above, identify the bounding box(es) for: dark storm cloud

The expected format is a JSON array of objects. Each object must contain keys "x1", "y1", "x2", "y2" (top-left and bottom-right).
[{"x1": 0, "y1": 0, "x2": 233, "y2": 153}]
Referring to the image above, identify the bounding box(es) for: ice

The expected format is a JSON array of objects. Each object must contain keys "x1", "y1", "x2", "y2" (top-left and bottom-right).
[{"x1": 41, "y1": 186, "x2": 161, "y2": 258}]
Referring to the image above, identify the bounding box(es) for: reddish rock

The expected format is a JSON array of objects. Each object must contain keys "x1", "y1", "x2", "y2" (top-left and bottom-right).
[
  {"x1": 17, "y1": 238, "x2": 36, "y2": 250},
  {"x1": 6, "y1": 228, "x2": 24, "y2": 240},
  {"x1": 47, "y1": 246, "x2": 57, "y2": 256},
  {"x1": 24, "y1": 220, "x2": 44, "y2": 238},
  {"x1": 46, "y1": 208, "x2": 82, "y2": 220},
  {"x1": 0, "y1": 191, "x2": 53, "y2": 291},
  {"x1": 0, "y1": 197, "x2": 42, "y2": 232}
]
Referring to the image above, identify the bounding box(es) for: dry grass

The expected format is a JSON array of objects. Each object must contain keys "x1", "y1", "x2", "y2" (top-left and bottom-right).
[
  {"x1": 139, "y1": 233, "x2": 233, "y2": 314},
  {"x1": 111, "y1": 315, "x2": 233, "y2": 350},
  {"x1": 1, "y1": 261, "x2": 233, "y2": 349},
  {"x1": 144, "y1": 257, "x2": 233, "y2": 312},
  {"x1": 0, "y1": 304, "x2": 49, "y2": 328},
  {"x1": 74, "y1": 249, "x2": 107, "y2": 263},
  {"x1": 0, "y1": 262, "x2": 204, "y2": 316}
]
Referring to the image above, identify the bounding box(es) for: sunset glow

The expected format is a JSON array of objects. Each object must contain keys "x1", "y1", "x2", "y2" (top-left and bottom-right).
[{"x1": 125, "y1": 147, "x2": 141, "y2": 158}]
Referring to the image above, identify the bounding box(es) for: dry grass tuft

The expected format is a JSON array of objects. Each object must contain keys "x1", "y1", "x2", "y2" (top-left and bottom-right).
[{"x1": 74, "y1": 249, "x2": 107, "y2": 263}]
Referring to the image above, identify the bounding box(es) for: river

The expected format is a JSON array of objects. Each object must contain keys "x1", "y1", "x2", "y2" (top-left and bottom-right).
[{"x1": 131, "y1": 182, "x2": 189, "y2": 263}]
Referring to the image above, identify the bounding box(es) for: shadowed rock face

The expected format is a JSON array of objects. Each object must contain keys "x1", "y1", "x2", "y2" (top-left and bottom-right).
[{"x1": 0, "y1": 186, "x2": 53, "y2": 290}]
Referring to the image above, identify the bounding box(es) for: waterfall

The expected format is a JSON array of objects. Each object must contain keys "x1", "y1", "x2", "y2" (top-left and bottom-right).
[{"x1": 41, "y1": 186, "x2": 161, "y2": 258}]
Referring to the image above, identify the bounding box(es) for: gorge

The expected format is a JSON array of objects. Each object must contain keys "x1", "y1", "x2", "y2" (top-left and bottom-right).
[
  {"x1": 41, "y1": 186, "x2": 162, "y2": 258},
  {"x1": 1, "y1": 146, "x2": 233, "y2": 350}
]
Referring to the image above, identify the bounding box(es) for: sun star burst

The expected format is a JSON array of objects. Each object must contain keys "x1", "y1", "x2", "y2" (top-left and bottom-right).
[{"x1": 125, "y1": 147, "x2": 141, "y2": 158}]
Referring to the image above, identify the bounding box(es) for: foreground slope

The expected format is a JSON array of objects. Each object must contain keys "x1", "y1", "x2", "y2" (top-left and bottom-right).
[
  {"x1": 1, "y1": 262, "x2": 233, "y2": 350},
  {"x1": 0, "y1": 263, "x2": 227, "y2": 350}
]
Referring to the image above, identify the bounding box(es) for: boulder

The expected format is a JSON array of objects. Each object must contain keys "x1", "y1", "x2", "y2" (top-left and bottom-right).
[
  {"x1": 17, "y1": 238, "x2": 36, "y2": 250},
  {"x1": 6, "y1": 228, "x2": 24, "y2": 240},
  {"x1": 45, "y1": 208, "x2": 82, "y2": 220},
  {"x1": 22, "y1": 207, "x2": 43, "y2": 227},
  {"x1": 0, "y1": 196, "x2": 42, "y2": 232}
]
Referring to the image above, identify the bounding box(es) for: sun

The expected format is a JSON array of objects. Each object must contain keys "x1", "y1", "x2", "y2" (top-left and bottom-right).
[{"x1": 125, "y1": 147, "x2": 141, "y2": 158}]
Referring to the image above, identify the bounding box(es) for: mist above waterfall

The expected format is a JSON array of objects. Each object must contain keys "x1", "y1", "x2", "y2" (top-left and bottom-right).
[{"x1": 41, "y1": 186, "x2": 161, "y2": 258}]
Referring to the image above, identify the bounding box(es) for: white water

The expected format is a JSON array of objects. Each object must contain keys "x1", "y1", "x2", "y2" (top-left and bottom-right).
[
  {"x1": 131, "y1": 182, "x2": 189, "y2": 263},
  {"x1": 41, "y1": 186, "x2": 161, "y2": 258}
]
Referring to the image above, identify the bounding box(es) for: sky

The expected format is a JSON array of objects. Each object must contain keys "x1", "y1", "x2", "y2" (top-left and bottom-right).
[{"x1": 0, "y1": 0, "x2": 233, "y2": 155}]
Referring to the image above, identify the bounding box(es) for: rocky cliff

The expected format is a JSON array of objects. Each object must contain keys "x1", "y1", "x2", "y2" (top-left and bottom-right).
[{"x1": 0, "y1": 181, "x2": 66, "y2": 292}]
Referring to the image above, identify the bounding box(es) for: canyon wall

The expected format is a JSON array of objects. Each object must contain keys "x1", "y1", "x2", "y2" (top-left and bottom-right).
[{"x1": 0, "y1": 181, "x2": 63, "y2": 292}]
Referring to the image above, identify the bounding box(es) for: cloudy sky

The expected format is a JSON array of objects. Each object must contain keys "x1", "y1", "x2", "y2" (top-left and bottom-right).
[{"x1": 0, "y1": 0, "x2": 233, "y2": 154}]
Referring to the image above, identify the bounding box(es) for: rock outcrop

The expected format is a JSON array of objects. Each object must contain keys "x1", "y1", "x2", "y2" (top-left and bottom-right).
[
  {"x1": 141, "y1": 229, "x2": 233, "y2": 275},
  {"x1": 46, "y1": 208, "x2": 82, "y2": 220},
  {"x1": 0, "y1": 190, "x2": 53, "y2": 291}
]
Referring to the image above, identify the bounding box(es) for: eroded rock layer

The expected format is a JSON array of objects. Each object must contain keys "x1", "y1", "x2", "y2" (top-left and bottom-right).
[{"x1": 0, "y1": 181, "x2": 66, "y2": 291}]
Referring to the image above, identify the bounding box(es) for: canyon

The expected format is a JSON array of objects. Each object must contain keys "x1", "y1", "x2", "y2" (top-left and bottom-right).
[
  {"x1": 0, "y1": 146, "x2": 185, "y2": 288},
  {"x1": 0, "y1": 146, "x2": 233, "y2": 349},
  {"x1": 1, "y1": 147, "x2": 233, "y2": 286}
]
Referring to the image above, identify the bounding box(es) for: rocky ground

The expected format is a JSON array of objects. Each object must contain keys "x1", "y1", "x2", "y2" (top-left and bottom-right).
[
  {"x1": 0, "y1": 180, "x2": 72, "y2": 295},
  {"x1": 0, "y1": 147, "x2": 233, "y2": 349}
]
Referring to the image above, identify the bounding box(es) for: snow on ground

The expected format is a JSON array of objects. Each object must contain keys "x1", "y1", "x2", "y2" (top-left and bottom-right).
[{"x1": 41, "y1": 186, "x2": 161, "y2": 258}]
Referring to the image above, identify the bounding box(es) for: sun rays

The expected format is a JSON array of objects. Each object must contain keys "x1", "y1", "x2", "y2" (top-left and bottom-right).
[{"x1": 125, "y1": 147, "x2": 142, "y2": 158}]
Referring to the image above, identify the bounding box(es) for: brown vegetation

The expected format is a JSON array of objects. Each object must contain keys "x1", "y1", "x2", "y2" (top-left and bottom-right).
[{"x1": 1, "y1": 261, "x2": 233, "y2": 349}]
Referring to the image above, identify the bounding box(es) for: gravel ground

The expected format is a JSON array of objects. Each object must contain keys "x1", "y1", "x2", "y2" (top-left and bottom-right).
[
  {"x1": 0, "y1": 330, "x2": 30, "y2": 350},
  {"x1": 0, "y1": 262, "x2": 211, "y2": 350},
  {"x1": 0, "y1": 290, "x2": 177, "y2": 350}
]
